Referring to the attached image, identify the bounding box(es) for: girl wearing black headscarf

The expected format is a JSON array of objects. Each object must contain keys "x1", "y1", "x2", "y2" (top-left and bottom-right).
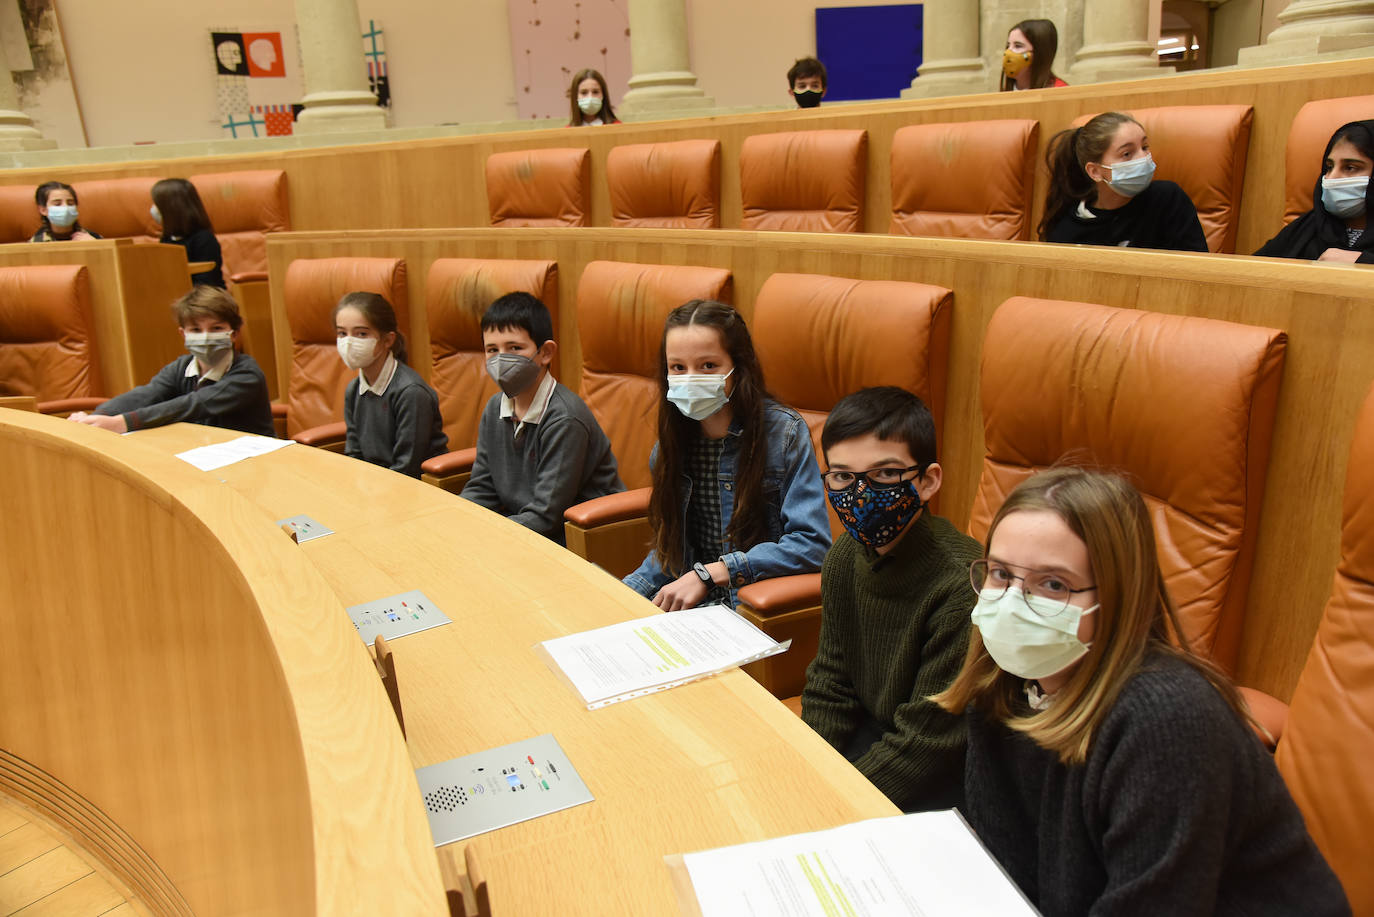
[{"x1": 1255, "y1": 119, "x2": 1373, "y2": 264}]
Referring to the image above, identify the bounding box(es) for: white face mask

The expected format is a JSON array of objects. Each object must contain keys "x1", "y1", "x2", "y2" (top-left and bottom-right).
[
  {"x1": 1099, "y1": 153, "x2": 1156, "y2": 198},
  {"x1": 1321, "y1": 175, "x2": 1369, "y2": 219},
  {"x1": 150, "y1": 204, "x2": 162, "y2": 224},
  {"x1": 337, "y1": 335, "x2": 378, "y2": 370},
  {"x1": 184, "y1": 330, "x2": 234, "y2": 362},
  {"x1": 577, "y1": 96, "x2": 603, "y2": 116},
  {"x1": 46, "y1": 204, "x2": 78, "y2": 228},
  {"x1": 666, "y1": 369, "x2": 733, "y2": 421},
  {"x1": 971, "y1": 586, "x2": 1097, "y2": 681}
]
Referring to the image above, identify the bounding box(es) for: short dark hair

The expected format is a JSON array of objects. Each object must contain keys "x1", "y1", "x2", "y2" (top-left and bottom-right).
[
  {"x1": 481, "y1": 292, "x2": 554, "y2": 347},
  {"x1": 35, "y1": 181, "x2": 77, "y2": 207},
  {"x1": 821, "y1": 386, "x2": 937, "y2": 467},
  {"x1": 787, "y1": 56, "x2": 827, "y2": 90}
]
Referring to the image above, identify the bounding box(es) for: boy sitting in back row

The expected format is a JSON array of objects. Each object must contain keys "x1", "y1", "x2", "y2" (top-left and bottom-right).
[
  {"x1": 69, "y1": 286, "x2": 273, "y2": 436},
  {"x1": 802, "y1": 387, "x2": 980, "y2": 812},
  {"x1": 787, "y1": 56, "x2": 827, "y2": 108},
  {"x1": 462, "y1": 292, "x2": 624, "y2": 545}
]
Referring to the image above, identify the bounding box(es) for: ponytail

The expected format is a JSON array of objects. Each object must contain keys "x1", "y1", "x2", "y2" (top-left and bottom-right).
[
  {"x1": 1038, "y1": 112, "x2": 1140, "y2": 241},
  {"x1": 334, "y1": 291, "x2": 408, "y2": 365}
]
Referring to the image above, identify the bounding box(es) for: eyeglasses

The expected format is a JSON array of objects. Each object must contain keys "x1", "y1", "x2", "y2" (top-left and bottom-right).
[
  {"x1": 821, "y1": 464, "x2": 923, "y2": 492},
  {"x1": 969, "y1": 559, "x2": 1096, "y2": 617}
]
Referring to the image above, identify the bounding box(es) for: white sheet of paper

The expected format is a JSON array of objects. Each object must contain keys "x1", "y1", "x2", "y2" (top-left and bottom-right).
[
  {"x1": 175, "y1": 435, "x2": 293, "y2": 471},
  {"x1": 539, "y1": 604, "x2": 786, "y2": 708},
  {"x1": 680, "y1": 811, "x2": 1038, "y2": 917}
]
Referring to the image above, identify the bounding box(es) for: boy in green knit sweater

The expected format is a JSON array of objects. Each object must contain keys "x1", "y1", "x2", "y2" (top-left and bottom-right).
[{"x1": 801, "y1": 387, "x2": 980, "y2": 812}]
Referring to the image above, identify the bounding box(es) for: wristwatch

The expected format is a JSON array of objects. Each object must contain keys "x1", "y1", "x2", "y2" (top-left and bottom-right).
[{"x1": 692, "y1": 562, "x2": 713, "y2": 585}]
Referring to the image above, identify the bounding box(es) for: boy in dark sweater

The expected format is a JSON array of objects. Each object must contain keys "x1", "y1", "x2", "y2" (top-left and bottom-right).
[
  {"x1": 70, "y1": 286, "x2": 273, "y2": 436},
  {"x1": 461, "y1": 293, "x2": 623, "y2": 545},
  {"x1": 801, "y1": 387, "x2": 980, "y2": 812}
]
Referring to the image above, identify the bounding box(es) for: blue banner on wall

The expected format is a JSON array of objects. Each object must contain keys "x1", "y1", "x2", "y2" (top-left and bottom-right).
[{"x1": 815, "y1": 4, "x2": 923, "y2": 102}]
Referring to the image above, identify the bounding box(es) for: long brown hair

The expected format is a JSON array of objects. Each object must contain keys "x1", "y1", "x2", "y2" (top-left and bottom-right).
[
  {"x1": 151, "y1": 178, "x2": 214, "y2": 239},
  {"x1": 334, "y1": 291, "x2": 408, "y2": 364},
  {"x1": 649, "y1": 301, "x2": 770, "y2": 574},
  {"x1": 567, "y1": 68, "x2": 618, "y2": 126},
  {"x1": 1038, "y1": 111, "x2": 1139, "y2": 240},
  {"x1": 933, "y1": 467, "x2": 1257, "y2": 765},
  {"x1": 1002, "y1": 19, "x2": 1061, "y2": 91}
]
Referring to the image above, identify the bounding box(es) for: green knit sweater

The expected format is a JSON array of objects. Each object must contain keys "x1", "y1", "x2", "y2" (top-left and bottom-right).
[{"x1": 801, "y1": 511, "x2": 981, "y2": 812}]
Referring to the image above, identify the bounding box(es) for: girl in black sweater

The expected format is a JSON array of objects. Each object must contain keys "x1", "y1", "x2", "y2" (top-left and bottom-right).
[
  {"x1": 1255, "y1": 119, "x2": 1373, "y2": 265},
  {"x1": 151, "y1": 178, "x2": 225, "y2": 288}
]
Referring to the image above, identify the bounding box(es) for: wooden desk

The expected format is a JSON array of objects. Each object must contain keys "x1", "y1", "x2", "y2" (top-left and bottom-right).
[{"x1": 123, "y1": 423, "x2": 898, "y2": 914}]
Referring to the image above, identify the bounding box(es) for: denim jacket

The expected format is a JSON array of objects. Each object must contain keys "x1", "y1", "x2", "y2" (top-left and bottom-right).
[{"x1": 623, "y1": 401, "x2": 832, "y2": 606}]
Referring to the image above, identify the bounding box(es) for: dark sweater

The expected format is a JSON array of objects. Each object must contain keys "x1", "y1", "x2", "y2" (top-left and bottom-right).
[
  {"x1": 964, "y1": 654, "x2": 1351, "y2": 917},
  {"x1": 801, "y1": 512, "x2": 981, "y2": 812},
  {"x1": 1046, "y1": 180, "x2": 1209, "y2": 252},
  {"x1": 95, "y1": 352, "x2": 273, "y2": 436},
  {"x1": 162, "y1": 228, "x2": 225, "y2": 288},
  {"x1": 343, "y1": 361, "x2": 448, "y2": 478},
  {"x1": 461, "y1": 381, "x2": 623, "y2": 545}
]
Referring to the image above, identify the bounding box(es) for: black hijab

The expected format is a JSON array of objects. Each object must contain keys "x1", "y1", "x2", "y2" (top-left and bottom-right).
[{"x1": 1254, "y1": 119, "x2": 1374, "y2": 262}]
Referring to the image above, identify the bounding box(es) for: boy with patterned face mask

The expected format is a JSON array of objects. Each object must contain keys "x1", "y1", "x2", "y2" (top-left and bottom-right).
[
  {"x1": 800, "y1": 386, "x2": 980, "y2": 812},
  {"x1": 461, "y1": 292, "x2": 623, "y2": 545}
]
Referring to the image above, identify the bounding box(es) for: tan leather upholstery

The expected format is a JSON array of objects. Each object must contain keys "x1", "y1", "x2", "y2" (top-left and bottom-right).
[
  {"x1": 1282, "y1": 95, "x2": 1374, "y2": 225},
  {"x1": 0, "y1": 265, "x2": 103, "y2": 412},
  {"x1": 1072, "y1": 106, "x2": 1252, "y2": 253},
  {"x1": 737, "y1": 272, "x2": 954, "y2": 697},
  {"x1": 190, "y1": 170, "x2": 290, "y2": 281},
  {"x1": 739, "y1": 130, "x2": 867, "y2": 232},
  {"x1": 968, "y1": 297, "x2": 1286, "y2": 673},
  {"x1": 607, "y1": 139, "x2": 721, "y2": 229},
  {"x1": 282, "y1": 257, "x2": 407, "y2": 436},
  {"x1": 0, "y1": 185, "x2": 38, "y2": 243},
  {"x1": 485, "y1": 148, "x2": 591, "y2": 227},
  {"x1": 71, "y1": 177, "x2": 161, "y2": 241},
  {"x1": 1276, "y1": 382, "x2": 1374, "y2": 913},
  {"x1": 890, "y1": 119, "x2": 1039, "y2": 240}
]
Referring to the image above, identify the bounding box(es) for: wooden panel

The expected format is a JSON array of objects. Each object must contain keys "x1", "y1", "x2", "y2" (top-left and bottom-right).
[{"x1": 266, "y1": 226, "x2": 1374, "y2": 702}]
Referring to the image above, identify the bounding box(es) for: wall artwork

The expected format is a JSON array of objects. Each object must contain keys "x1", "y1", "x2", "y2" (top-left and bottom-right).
[
  {"x1": 506, "y1": 0, "x2": 631, "y2": 121},
  {"x1": 9, "y1": 0, "x2": 85, "y2": 147}
]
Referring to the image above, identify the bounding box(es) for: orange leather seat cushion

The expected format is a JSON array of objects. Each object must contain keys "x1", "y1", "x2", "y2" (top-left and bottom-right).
[
  {"x1": 426, "y1": 258, "x2": 558, "y2": 450},
  {"x1": 607, "y1": 139, "x2": 721, "y2": 229},
  {"x1": 191, "y1": 170, "x2": 290, "y2": 279},
  {"x1": 0, "y1": 264, "x2": 100, "y2": 402},
  {"x1": 969, "y1": 297, "x2": 1286, "y2": 671},
  {"x1": 0, "y1": 185, "x2": 40, "y2": 243},
  {"x1": 1281, "y1": 94, "x2": 1374, "y2": 225},
  {"x1": 485, "y1": 148, "x2": 591, "y2": 227},
  {"x1": 283, "y1": 257, "x2": 408, "y2": 435},
  {"x1": 576, "y1": 261, "x2": 733, "y2": 489},
  {"x1": 890, "y1": 119, "x2": 1039, "y2": 240},
  {"x1": 739, "y1": 130, "x2": 868, "y2": 232},
  {"x1": 71, "y1": 177, "x2": 162, "y2": 242}
]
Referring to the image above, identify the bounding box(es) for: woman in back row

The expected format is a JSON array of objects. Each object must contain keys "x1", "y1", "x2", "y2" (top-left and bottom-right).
[
  {"x1": 1255, "y1": 119, "x2": 1373, "y2": 264},
  {"x1": 1001, "y1": 20, "x2": 1068, "y2": 92}
]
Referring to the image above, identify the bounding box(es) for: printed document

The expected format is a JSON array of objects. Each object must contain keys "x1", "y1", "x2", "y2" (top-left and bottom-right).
[{"x1": 175, "y1": 435, "x2": 293, "y2": 471}]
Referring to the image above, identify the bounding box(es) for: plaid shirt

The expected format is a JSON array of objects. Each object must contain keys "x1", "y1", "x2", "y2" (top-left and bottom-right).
[{"x1": 687, "y1": 435, "x2": 729, "y2": 605}]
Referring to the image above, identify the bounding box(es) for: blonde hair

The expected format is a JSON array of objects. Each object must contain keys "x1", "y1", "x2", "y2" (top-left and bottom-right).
[{"x1": 933, "y1": 466, "x2": 1254, "y2": 765}]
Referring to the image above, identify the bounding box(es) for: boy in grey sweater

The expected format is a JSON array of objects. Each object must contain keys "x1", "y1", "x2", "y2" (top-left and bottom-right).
[{"x1": 461, "y1": 293, "x2": 622, "y2": 545}]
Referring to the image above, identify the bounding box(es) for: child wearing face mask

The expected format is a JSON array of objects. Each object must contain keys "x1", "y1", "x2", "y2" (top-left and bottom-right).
[
  {"x1": 1040, "y1": 111, "x2": 1208, "y2": 252},
  {"x1": 30, "y1": 181, "x2": 101, "y2": 242},
  {"x1": 1000, "y1": 19, "x2": 1068, "y2": 92},
  {"x1": 566, "y1": 68, "x2": 621, "y2": 127},
  {"x1": 335, "y1": 291, "x2": 447, "y2": 478},
  {"x1": 801, "y1": 388, "x2": 981, "y2": 813},
  {"x1": 787, "y1": 56, "x2": 827, "y2": 109},
  {"x1": 462, "y1": 292, "x2": 622, "y2": 542},
  {"x1": 624, "y1": 300, "x2": 831, "y2": 610},
  {"x1": 934, "y1": 467, "x2": 1349, "y2": 916},
  {"x1": 150, "y1": 178, "x2": 225, "y2": 289},
  {"x1": 1256, "y1": 119, "x2": 1373, "y2": 265},
  {"x1": 69, "y1": 286, "x2": 272, "y2": 435}
]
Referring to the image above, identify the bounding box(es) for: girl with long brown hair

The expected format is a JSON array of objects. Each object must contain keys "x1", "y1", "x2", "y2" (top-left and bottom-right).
[
  {"x1": 1000, "y1": 20, "x2": 1067, "y2": 92},
  {"x1": 566, "y1": 68, "x2": 620, "y2": 126},
  {"x1": 150, "y1": 178, "x2": 226, "y2": 288}
]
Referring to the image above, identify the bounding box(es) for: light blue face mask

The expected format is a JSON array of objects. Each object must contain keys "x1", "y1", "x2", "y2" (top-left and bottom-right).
[
  {"x1": 1100, "y1": 153, "x2": 1156, "y2": 198},
  {"x1": 46, "y1": 204, "x2": 78, "y2": 228},
  {"x1": 1321, "y1": 176, "x2": 1369, "y2": 219}
]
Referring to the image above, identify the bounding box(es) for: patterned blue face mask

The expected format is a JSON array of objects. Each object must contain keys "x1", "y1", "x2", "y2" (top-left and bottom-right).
[{"x1": 826, "y1": 475, "x2": 924, "y2": 549}]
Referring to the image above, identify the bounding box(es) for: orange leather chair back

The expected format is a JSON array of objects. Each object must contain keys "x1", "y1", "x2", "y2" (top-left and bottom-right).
[
  {"x1": 969, "y1": 297, "x2": 1286, "y2": 672},
  {"x1": 0, "y1": 185, "x2": 40, "y2": 243},
  {"x1": 739, "y1": 130, "x2": 868, "y2": 232},
  {"x1": 71, "y1": 177, "x2": 162, "y2": 241},
  {"x1": 1282, "y1": 95, "x2": 1374, "y2": 225},
  {"x1": 1072, "y1": 105, "x2": 1253, "y2": 253},
  {"x1": 576, "y1": 261, "x2": 733, "y2": 489},
  {"x1": 607, "y1": 139, "x2": 721, "y2": 228},
  {"x1": 890, "y1": 119, "x2": 1039, "y2": 240},
  {"x1": 282, "y1": 257, "x2": 407, "y2": 435},
  {"x1": 0, "y1": 265, "x2": 100, "y2": 403},
  {"x1": 752, "y1": 272, "x2": 953, "y2": 537},
  {"x1": 485, "y1": 148, "x2": 591, "y2": 227},
  {"x1": 191, "y1": 170, "x2": 290, "y2": 281},
  {"x1": 1276, "y1": 382, "x2": 1374, "y2": 913},
  {"x1": 426, "y1": 258, "x2": 558, "y2": 450}
]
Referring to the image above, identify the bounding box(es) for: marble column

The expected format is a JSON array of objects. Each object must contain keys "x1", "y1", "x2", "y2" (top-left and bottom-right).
[
  {"x1": 902, "y1": 0, "x2": 989, "y2": 99},
  {"x1": 1237, "y1": 0, "x2": 1374, "y2": 66},
  {"x1": 0, "y1": 26, "x2": 55, "y2": 150},
  {"x1": 293, "y1": 0, "x2": 387, "y2": 134},
  {"x1": 618, "y1": 0, "x2": 714, "y2": 116},
  {"x1": 1069, "y1": 0, "x2": 1167, "y2": 84}
]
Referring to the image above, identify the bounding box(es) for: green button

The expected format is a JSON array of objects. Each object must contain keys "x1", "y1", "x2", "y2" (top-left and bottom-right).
[{"x1": 541, "y1": 780, "x2": 549, "y2": 789}]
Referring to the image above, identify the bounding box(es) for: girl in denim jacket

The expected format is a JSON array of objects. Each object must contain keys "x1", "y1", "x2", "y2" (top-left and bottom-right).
[{"x1": 624, "y1": 301, "x2": 831, "y2": 609}]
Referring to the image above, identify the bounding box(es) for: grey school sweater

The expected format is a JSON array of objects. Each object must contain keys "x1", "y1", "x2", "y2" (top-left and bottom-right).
[
  {"x1": 461, "y1": 381, "x2": 623, "y2": 545},
  {"x1": 95, "y1": 352, "x2": 273, "y2": 436},
  {"x1": 343, "y1": 361, "x2": 448, "y2": 478}
]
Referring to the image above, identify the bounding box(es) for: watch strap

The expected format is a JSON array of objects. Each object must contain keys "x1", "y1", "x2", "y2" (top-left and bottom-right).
[{"x1": 692, "y1": 562, "x2": 713, "y2": 585}]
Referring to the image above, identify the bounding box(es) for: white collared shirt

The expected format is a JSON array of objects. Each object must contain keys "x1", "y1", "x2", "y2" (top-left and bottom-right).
[
  {"x1": 357, "y1": 353, "x2": 398, "y2": 397},
  {"x1": 499, "y1": 369, "x2": 555, "y2": 439},
  {"x1": 185, "y1": 351, "x2": 233, "y2": 386}
]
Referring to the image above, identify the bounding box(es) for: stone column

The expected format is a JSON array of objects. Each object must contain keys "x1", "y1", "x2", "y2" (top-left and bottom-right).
[
  {"x1": 1237, "y1": 0, "x2": 1374, "y2": 66},
  {"x1": 902, "y1": 0, "x2": 989, "y2": 99},
  {"x1": 1069, "y1": 0, "x2": 1167, "y2": 84},
  {"x1": 0, "y1": 26, "x2": 55, "y2": 150},
  {"x1": 619, "y1": 0, "x2": 714, "y2": 115},
  {"x1": 293, "y1": 0, "x2": 387, "y2": 134}
]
